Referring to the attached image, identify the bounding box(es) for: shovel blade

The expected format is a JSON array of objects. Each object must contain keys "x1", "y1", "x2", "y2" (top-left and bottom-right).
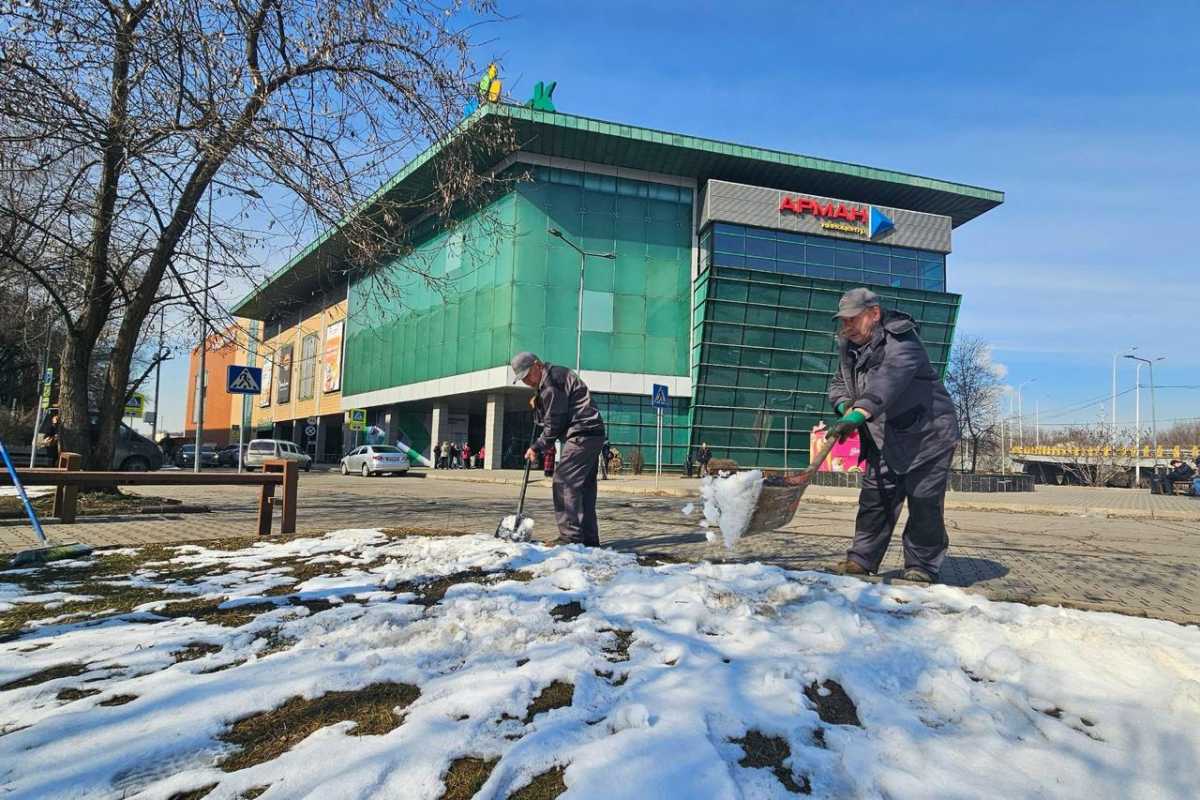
[
  {"x1": 495, "y1": 513, "x2": 534, "y2": 542},
  {"x1": 744, "y1": 483, "x2": 809, "y2": 535}
]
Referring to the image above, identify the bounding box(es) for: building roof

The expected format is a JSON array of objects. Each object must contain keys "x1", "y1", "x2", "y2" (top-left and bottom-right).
[{"x1": 233, "y1": 104, "x2": 1003, "y2": 319}]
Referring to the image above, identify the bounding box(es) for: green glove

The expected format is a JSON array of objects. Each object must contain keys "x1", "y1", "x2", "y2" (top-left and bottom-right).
[
  {"x1": 835, "y1": 401, "x2": 848, "y2": 416},
  {"x1": 830, "y1": 409, "x2": 867, "y2": 443}
]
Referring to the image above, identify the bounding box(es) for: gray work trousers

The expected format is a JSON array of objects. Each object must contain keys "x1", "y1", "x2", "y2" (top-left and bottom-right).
[
  {"x1": 847, "y1": 446, "x2": 955, "y2": 577},
  {"x1": 553, "y1": 435, "x2": 604, "y2": 546}
]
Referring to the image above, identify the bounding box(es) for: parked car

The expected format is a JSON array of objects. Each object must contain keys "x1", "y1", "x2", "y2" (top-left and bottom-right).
[
  {"x1": 176, "y1": 444, "x2": 219, "y2": 469},
  {"x1": 217, "y1": 444, "x2": 248, "y2": 468},
  {"x1": 341, "y1": 445, "x2": 410, "y2": 477},
  {"x1": 244, "y1": 439, "x2": 313, "y2": 472},
  {"x1": 8, "y1": 417, "x2": 164, "y2": 471}
]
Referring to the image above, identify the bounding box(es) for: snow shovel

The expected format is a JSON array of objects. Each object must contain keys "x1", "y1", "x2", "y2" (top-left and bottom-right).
[
  {"x1": 494, "y1": 418, "x2": 540, "y2": 541},
  {"x1": 743, "y1": 433, "x2": 839, "y2": 536},
  {"x1": 0, "y1": 438, "x2": 92, "y2": 566}
]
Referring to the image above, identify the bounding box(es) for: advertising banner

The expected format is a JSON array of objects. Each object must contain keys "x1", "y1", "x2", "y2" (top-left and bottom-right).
[
  {"x1": 810, "y1": 423, "x2": 865, "y2": 472},
  {"x1": 323, "y1": 320, "x2": 343, "y2": 393},
  {"x1": 276, "y1": 344, "x2": 293, "y2": 405},
  {"x1": 259, "y1": 355, "x2": 273, "y2": 407}
]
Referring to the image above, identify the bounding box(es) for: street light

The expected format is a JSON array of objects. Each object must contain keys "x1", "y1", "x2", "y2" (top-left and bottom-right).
[
  {"x1": 1125, "y1": 354, "x2": 1166, "y2": 487},
  {"x1": 1111, "y1": 346, "x2": 1136, "y2": 438},
  {"x1": 1017, "y1": 378, "x2": 1037, "y2": 449},
  {"x1": 548, "y1": 228, "x2": 615, "y2": 372}
]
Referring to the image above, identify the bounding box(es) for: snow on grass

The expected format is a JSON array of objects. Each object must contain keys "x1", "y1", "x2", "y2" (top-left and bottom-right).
[
  {"x1": 0, "y1": 486, "x2": 54, "y2": 498},
  {"x1": 0, "y1": 530, "x2": 1198, "y2": 799},
  {"x1": 699, "y1": 470, "x2": 764, "y2": 548}
]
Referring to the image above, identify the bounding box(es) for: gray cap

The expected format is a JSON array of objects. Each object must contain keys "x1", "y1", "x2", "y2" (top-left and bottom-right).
[
  {"x1": 832, "y1": 287, "x2": 881, "y2": 319},
  {"x1": 510, "y1": 351, "x2": 540, "y2": 383}
]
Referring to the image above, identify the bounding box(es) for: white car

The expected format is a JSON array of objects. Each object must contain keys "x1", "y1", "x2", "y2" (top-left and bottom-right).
[
  {"x1": 341, "y1": 445, "x2": 410, "y2": 477},
  {"x1": 244, "y1": 439, "x2": 313, "y2": 472}
]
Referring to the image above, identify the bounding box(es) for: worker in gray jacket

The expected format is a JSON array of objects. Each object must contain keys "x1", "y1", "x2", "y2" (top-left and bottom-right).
[
  {"x1": 511, "y1": 352, "x2": 606, "y2": 546},
  {"x1": 820, "y1": 288, "x2": 959, "y2": 583}
]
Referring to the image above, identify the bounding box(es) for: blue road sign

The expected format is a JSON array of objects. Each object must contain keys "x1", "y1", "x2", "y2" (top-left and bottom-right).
[
  {"x1": 227, "y1": 365, "x2": 263, "y2": 395},
  {"x1": 651, "y1": 383, "x2": 670, "y2": 410}
]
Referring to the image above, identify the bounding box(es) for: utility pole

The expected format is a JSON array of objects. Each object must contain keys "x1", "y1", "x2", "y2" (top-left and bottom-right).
[
  {"x1": 1125, "y1": 354, "x2": 1165, "y2": 487},
  {"x1": 194, "y1": 192, "x2": 212, "y2": 473},
  {"x1": 1017, "y1": 379, "x2": 1036, "y2": 449},
  {"x1": 151, "y1": 310, "x2": 165, "y2": 441},
  {"x1": 1112, "y1": 346, "x2": 1136, "y2": 439},
  {"x1": 29, "y1": 318, "x2": 52, "y2": 468}
]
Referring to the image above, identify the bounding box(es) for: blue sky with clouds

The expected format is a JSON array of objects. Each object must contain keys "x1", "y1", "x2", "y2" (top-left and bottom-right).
[{"x1": 155, "y1": 0, "x2": 1197, "y2": 434}]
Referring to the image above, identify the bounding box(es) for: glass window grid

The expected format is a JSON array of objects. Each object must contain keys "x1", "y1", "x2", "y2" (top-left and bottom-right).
[
  {"x1": 705, "y1": 221, "x2": 946, "y2": 292},
  {"x1": 592, "y1": 392, "x2": 691, "y2": 467}
]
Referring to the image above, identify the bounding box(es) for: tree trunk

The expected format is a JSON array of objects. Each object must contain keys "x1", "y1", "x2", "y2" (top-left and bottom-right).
[{"x1": 57, "y1": 334, "x2": 95, "y2": 467}]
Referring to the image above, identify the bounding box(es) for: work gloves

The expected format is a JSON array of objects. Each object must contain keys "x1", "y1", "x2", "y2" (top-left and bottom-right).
[{"x1": 830, "y1": 409, "x2": 867, "y2": 443}]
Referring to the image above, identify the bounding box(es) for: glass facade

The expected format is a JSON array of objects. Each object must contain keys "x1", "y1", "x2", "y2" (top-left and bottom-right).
[
  {"x1": 690, "y1": 224, "x2": 959, "y2": 468},
  {"x1": 343, "y1": 165, "x2": 693, "y2": 395},
  {"x1": 703, "y1": 222, "x2": 946, "y2": 292}
]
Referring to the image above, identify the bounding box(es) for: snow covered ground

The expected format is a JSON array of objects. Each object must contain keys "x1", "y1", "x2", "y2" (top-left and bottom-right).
[{"x1": 1, "y1": 530, "x2": 1199, "y2": 799}]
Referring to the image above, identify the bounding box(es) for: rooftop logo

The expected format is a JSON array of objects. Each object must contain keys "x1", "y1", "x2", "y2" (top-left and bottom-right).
[{"x1": 779, "y1": 194, "x2": 894, "y2": 239}]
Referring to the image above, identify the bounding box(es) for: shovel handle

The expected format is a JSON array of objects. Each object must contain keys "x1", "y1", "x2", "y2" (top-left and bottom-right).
[
  {"x1": 514, "y1": 414, "x2": 541, "y2": 517},
  {"x1": 793, "y1": 433, "x2": 840, "y2": 484}
]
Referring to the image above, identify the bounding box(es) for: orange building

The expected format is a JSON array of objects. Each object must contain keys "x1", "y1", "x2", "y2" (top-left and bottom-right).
[{"x1": 184, "y1": 326, "x2": 249, "y2": 446}]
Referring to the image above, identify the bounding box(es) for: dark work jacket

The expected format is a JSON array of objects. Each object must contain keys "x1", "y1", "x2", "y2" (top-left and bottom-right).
[
  {"x1": 828, "y1": 310, "x2": 959, "y2": 474},
  {"x1": 1167, "y1": 463, "x2": 1195, "y2": 481},
  {"x1": 532, "y1": 364, "x2": 605, "y2": 452}
]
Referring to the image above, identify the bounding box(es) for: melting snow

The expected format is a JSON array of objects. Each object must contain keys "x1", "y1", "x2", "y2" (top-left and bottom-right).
[
  {"x1": 497, "y1": 515, "x2": 535, "y2": 542},
  {"x1": 699, "y1": 470, "x2": 765, "y2": 549},
  {"x1": 0, "y1": 530, "x2": 1197, "y2": 799}
]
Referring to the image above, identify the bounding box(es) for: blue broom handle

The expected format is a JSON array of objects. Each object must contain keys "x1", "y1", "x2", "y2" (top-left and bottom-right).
[{"x1": 0, "y1": 438, "x2": 48, "y2": 544}]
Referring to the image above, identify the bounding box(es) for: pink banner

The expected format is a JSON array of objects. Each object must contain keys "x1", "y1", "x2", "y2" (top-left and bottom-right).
[{"x1": 810, "y1": 423, "x2": 865, "y2": 472}]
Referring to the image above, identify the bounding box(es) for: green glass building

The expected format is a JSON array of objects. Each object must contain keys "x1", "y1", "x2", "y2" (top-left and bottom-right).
[{"x1": 233, "y1": 105, "x2": 1002, "y2": 469}]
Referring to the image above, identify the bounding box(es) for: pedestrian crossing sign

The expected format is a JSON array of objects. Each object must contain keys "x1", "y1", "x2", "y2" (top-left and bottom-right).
[
  {"x1": 346, "y1": 408, "x2": 367, "y2": 432},
  {"x1": 226, "y1": 365, "x2": 263, "y2": 395},
  {"x1": 651, "y1": 383, "x2": 670, "y2": 409}
]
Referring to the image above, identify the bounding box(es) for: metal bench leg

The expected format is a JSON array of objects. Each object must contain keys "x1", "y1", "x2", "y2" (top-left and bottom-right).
[
  {"x1": 257, "y1": 482, "x2": 274, "y2": 536},
  {"x1": 280, "y1": 461, "x2": 298, "y2": 535}
]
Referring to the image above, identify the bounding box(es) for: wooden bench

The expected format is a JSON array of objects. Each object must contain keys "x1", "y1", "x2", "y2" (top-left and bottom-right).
[{"x1": 2, "y1": 453, "x2": 298, "y2": 536}]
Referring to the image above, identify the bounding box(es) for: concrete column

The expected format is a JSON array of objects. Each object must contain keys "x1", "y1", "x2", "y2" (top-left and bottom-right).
[
  {"x1": 484, "y1": 393, "x2": 505, "y2": 470},
  {"x1": 430, "y1": 402, "x2": 449, "y2": 463}
]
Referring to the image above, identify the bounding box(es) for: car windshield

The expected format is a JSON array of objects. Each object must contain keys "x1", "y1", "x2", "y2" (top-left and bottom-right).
[
  {"x1": 249, "y1": 442, "x2": 273, "y2": 452},
  {"x1": 372, "y1": 446, "x2": 401, "y2": 453},
  {"x1": 181, "y1": 445, "x2": 195, "y2": 453}
]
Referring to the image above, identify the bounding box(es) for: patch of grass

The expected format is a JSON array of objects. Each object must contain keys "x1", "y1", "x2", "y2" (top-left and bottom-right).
[
  {"x1": 166, "y1": 784, "x2": 217, "y2": 800},
  {"x1": 217, "y1": 682, "x2": 419, "y2": 772},
  {"x1": 380, "y1": 527, "x2": 472, "y2": 539},
  {"x1": 153, "y1": 598, "x2": 278, "y2": 628},
  {"x1": 523, "y1": 681, "x2": 574, "y2": 724},
  {"x1": 98, "y1": 694, "x2": 137, "y2": 706},
  {"x1": 56, "y1": 687, "x2": 101, "y2": 702},
  {"x1": 549, "y1": 601, "x2": 584, "y2": 622},
  {"x1": 803, "y1": 680, "x2": 861, "y2": 727},
  {"x1": 600, "y1": 629, "x2": 634, "y2": 662},
  {"x1": 407, "y1": 569, "x2": 522, "y2": 607},
  {"x1": 0, "y1": 662, "x2": 88, "y2": 691},
  {"x1": 198, "y1": 659, "x2": 247, "y2": 675},
  {"x1": 241, "y1": 787, "x2": 269, "y2": 799},
  {"x1": 731, "y1": 730, "x2": 811, "y2": 795},
  {"x1": 0, "y1": 491, "x2": 179, "y2": 519},
  {"x1": 438, "y1": 757, "x2": 499, "y2": 800},
  {"x1": 508, "y1": 766, "x2": 567, "y2": 799},
  {"x1": 172, "y1": 642, "x2": 223, "y2": 663}
]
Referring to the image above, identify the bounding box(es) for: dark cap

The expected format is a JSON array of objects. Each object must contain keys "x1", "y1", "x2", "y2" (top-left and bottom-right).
[
  {"x1": 510, "y1": 351, "x2": 540, "y2": 383},
  {"x1": 832, "y1": 287, "x2": 881, "y2": 319}
]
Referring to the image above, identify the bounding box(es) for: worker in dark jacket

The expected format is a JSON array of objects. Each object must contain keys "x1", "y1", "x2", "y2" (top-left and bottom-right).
[
  {"x1": 512, "y1": 352, "x2": 606, "y2": 546},
  {"x1": 816, "y1": 287, "x2": 959, "y2": 583}
]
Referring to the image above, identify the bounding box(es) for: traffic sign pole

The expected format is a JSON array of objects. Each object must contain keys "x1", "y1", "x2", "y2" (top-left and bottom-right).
[{"x1": 655, "y1": 407, "x2": 663, "y2": 489}]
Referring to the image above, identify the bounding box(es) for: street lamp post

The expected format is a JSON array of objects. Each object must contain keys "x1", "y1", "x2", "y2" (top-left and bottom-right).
[
  {"x1": 1111, "y1": 346, "x2": 1136, "y2": 439},
  {"x1": 548, "y1": 228, "x2": 615, "y2": 372},
  {"x1": 1124, "y1": 354, "x2": 1166, "y2": 487},
  {"x1": 1017, "y1": 378, "x2": 1037, "y2": 449}
]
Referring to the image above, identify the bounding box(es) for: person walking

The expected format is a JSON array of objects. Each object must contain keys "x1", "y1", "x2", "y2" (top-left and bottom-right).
[
  {"x1": 792, "y1": 287, "x2": 959, "y2": 584},
  {"x1": 461, "y1": 442, "x2": 471, "y2": 470},
  {"x1": 511, "y1": 351, "x2": 606, "y2": 546},
  {"x1": 696, "y1": 442, "x2": 712, "y2": 477},
  {"x1": 439, "y1": 441, "x2": 451, "y2": 469},
  {"x1": 38, "y1": 409, "x2": 61, "y2": 466},
  {"x1": 600, "y1": 440, "x2": 611, "y2": 480}
]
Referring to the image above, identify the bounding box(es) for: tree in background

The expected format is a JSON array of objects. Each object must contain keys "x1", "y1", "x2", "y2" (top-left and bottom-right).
[
  {"x1": 944, "y1": 335, "x2": 1004, "y2": 472},
  {"x1": 0, "y1": 0, "x2": 515, "y2": 468}
]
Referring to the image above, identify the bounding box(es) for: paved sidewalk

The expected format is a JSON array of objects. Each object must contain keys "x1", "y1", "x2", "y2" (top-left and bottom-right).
[
  {"x1": 1, "y1": 473, "x2": 1197, "y2": 625},
  {"x1": 423, "y1": 468, "x2": 1200, "y2": 521}
]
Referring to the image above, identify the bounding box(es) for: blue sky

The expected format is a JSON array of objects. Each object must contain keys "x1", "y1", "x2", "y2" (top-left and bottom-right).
[{"x1": 153, "y1": 0, "x2": 1197, "y2": 435}]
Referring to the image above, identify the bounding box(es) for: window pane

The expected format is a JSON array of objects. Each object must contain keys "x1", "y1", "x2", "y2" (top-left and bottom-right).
[
  {"x1": 807, "y1": 246, "x2": 835, "y2": 265},
  {"x1": 581, "y1": 290, "x2": 614, "y2": 332},
  {"x1": 714, "y1": 232, "x2": 743, "y2": 254},
  {"x1": 777, "y1": 241, "x2": 804, "y2": 262},
  {"x1": 891, "y1": 257, "x2": 918, "y2": 276},
  {"x1": 746, "y1": 237, "x2": 776, "y2": 259},
  {"x1": 835, "y1": 249, "x2": 863, "y2": 268}
]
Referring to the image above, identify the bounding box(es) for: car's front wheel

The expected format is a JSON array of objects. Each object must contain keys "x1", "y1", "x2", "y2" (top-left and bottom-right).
[
  {"x1": 361, "y1": 463, "x2": 371, "y2": 477},
  {"x1": 120, "y1": 456, "x2": 150, "y2": 472},
  {"x1": 304, "y1": 461, "x2": 311, "y2": 472},
  {"x1": 340, "y1": 461, "x2": 349, "y2": 476}
]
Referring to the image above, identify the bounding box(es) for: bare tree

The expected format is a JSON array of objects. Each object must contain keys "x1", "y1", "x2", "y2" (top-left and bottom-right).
[
  {"x1": 944, "y1": 335, "x2": 1004, "y2": 472},
  {"x1": 0, "y1": 0, "x2": 515, "y2": 468}
]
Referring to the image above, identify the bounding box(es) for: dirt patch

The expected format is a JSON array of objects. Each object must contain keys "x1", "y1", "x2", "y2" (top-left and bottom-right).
[
  {"x1": 153, "y1": 598, "x2": 278, "y2": 628},
  {"x1": 380, "y1": 527, "x2": 473, "y2": 539},
  {"x1": 731, "y1": 730, "x2": 810, "y2": 794},
  {"x1": 241, "y1": 787, "x2": 269, "y2": 799},
  {"x1": 523, "y1": 681, "x2": 574, "y2": 724},
  {"x1": 172, "y1": 642, "x2": 223, "y2": 663},
  {"x1": 217, "y1": 682, "x2": 419, "y2": 772},
  {"x1": 550, "y1": 601, "x2": 584, "y2": 622},
  {"x1": 600, "y1": 629, "x2": 634, "y2": 662},
  {"x1": 438, "y1": 757, "x2": 499, "y2": 800},
  {"x1": 804, "y1": 680, "x2": 861, "y2": 727},
  {"x1": 0, "y1": 662, "x2": 88, "y2": 691},
  {"x1": 56, "y1": 687, "x2": 102, "y2": 702},
  {"x1": 636, "y1": 551, "x2": 687, "y2": 567},
  {"x1": 508, "y1": 766, "x2": 567, "y2": 799},
  {"x1": 408, "y1": 569, "x2": 524, "y2": 607},
  {"x1": 98, "y1": 694, "x2": 137, "y2": 706},
  {"x1": 0, "y1": 491, "x2": 180, "y2": 519},
  {"x1": 166, "y1": 784, "x2": 217, "y2": 800},
  {"x1": 198, "y1": 659, "x2": 247, "y2": 675}
]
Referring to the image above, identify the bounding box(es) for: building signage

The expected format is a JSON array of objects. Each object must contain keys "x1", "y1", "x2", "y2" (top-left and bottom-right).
[
  {"x1": 779, "y1": 195, "x2": 894, "y2": 239},
  {"x1": 259, "y1": 355, "x2": 273, "y2": 407},
  {"x1": 322, "y1": 320, "x2": 343, "y2": 393},
  {"x1": 276, "y1": 344, "x2": 293, "y2": 405}
]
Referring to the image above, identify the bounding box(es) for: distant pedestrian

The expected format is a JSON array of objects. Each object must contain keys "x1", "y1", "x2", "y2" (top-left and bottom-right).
[
  {"x1": 38, "y1": 409, "x2": 61, "y2": 466},
  {"x1": 461, "y1": 443, "x2": 471, "y2": 468},
  {"x1": 439, "y1": 441, "x2": 451, "y2": 469},
  {"x1": 512, "y1": 351, "x2": 605, "y2": 546},
  {"x1": 600, "y1": 440, "x2": 611, "y2": 480},
  {"x1": 696, "y1": 442, "x2": 712, "y2": 477},
  {"x1": 685, "y1": 448, "x2": 695, "y2": 478},
  {"x1": 475, "y1": 447, "x2": 485, "y2": 469}
]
